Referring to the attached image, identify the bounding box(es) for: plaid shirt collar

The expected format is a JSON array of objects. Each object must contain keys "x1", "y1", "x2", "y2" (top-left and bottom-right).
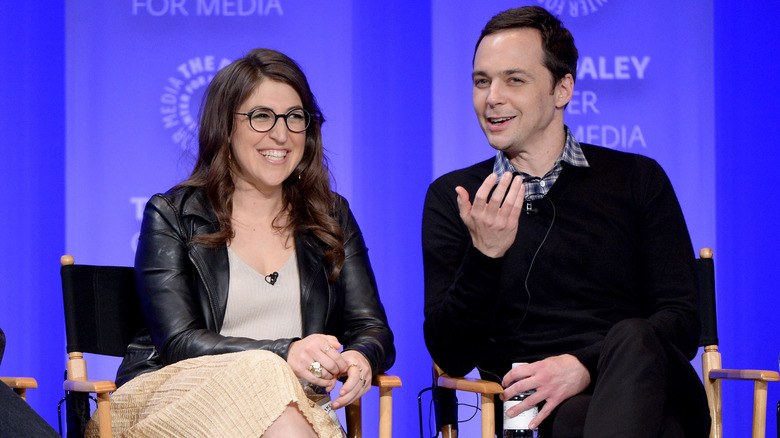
[{"x1": 492, "y1": 125, "x2": 589, "y2": 199}]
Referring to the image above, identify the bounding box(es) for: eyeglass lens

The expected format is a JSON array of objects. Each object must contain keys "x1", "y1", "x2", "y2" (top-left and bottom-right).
[{"x1": 249, "y1": 108, "x2": 310, "y2": 133}]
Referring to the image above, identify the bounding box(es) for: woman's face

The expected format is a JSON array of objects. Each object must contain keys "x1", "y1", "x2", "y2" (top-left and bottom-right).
[{"x1": 230, "y1": 79, "x2": 306, "y2": 194}]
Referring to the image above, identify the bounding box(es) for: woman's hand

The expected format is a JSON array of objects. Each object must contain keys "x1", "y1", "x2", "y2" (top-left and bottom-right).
[
  {"x1": 288, "y1": 334, "x2": 348, "y2": 391},
  {"x1": 331, "y1": 350, "x2": 372, "y2": 409},
  {"x1": 288, "y1": 336, "x2": 373, "y2": 408}
]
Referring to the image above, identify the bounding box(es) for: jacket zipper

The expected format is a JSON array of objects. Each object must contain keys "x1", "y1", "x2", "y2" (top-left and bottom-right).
[{"x1": 189, "y1": 252, "x2": 220, "y2": 329}]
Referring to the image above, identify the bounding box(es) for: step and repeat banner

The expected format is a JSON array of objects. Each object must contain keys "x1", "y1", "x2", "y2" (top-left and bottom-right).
[
  {"x1": 65, "y1": 1, "x2": 714, "y2": 436},
  {"x1": 66, "y1": 0, "x2": 355, "y2": 266}
]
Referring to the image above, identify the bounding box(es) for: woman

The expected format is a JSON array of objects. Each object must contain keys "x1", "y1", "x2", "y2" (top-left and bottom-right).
[{"x1": 93, "y1": 48, "x2": 395, "y2": 437}]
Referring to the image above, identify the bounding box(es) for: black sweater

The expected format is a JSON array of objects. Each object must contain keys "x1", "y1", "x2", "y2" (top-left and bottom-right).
[{"x1": 422, "y1": 144, "x2": 700, "y2": 382}]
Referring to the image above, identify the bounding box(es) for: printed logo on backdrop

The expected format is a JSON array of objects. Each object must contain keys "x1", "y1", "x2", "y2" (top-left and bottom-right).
[
  {"x1": 536, "y1": 1, "x2": 648, "y2": 150},
  {"x1": 566, "y1": 55, "x2": 650, "y2": 149},
  {"x1": 132, "y1": 0, "x2": 283, "y2": 16},
  {"x1": 160, "y1": 55, "x2": 232, "y2": 151},
  {"x1": 130, "y1": 197, "x2": 149, "y2": 252},
  {"x1": 537, "y1": 0, "x2": 608, "y2": 18}
]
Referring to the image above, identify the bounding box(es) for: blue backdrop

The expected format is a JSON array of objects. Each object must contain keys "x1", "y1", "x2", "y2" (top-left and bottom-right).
[{"x1": 1, "y1": 1, "x2": 778, "y2": 436}]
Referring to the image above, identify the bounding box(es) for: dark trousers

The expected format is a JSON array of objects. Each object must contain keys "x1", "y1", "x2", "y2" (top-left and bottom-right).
[
  {"x1": 0, "y1": 380, "x2": 60, "y2": 438},
  {"x1": 538, "y1": 319, "x2": 711, "y2": 438}
]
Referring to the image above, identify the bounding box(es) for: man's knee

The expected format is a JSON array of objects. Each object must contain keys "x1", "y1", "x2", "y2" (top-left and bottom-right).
[
  {"x1": 601, "y1": 318, "x2": 667, "y2": 367},
  {"x1": 607, "y1": 318, "x2": 654, "y2": 339},
  {"x1": 606, "y1": 318, "x2": 661, "y2": 347}
]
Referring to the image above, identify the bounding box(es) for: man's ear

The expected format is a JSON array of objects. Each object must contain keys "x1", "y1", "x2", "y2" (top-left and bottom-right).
[{"x1": 555, "y1": 73, "x2": 574, "y2": 108}]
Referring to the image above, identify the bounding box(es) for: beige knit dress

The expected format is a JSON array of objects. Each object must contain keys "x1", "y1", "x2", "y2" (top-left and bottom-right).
[
  {"x1": 86, "y1": 350, "x2": 342, "y2": 437},
  {"x1": 86, "y1": 250, "x2": 343, "y2": 437}
]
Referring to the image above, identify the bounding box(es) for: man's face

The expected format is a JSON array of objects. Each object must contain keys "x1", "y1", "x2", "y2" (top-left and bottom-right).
[{"x1": 472, "y1": 28, "x2": 569, "y2": 157}]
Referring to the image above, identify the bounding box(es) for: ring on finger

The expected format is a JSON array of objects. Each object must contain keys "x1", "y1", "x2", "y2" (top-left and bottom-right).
[{"x1": 308, "y1": 361, "x2": 324, "y2": 378}]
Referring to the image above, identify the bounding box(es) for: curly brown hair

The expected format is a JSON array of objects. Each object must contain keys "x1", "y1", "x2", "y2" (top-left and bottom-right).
[{"x1": 177, "y1": 48, "x2": 345, "y2": 280}]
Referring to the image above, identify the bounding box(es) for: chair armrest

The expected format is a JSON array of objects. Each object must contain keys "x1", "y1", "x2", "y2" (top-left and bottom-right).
[
  {"x1": 708, "y1": 369, "x2": 780, "y2": 383},
  {"x1": 64, "y1": 378, "x2": 117, "y2": 394},
  {"x1": 1, "y1": 377, "x2": 38, "y2": 400},
  {"x1": 372, "y1": 373, "x2": 402, "y2": 388},
  {"x1": 344, "y1": 374, "x2": 401, "y2": 438},
  {"x1": 1, "y1": 376, "x2": 38, "y2": 389},
  {"x1": 437, "y1": 374, "x2": 504, "y2": 394}
]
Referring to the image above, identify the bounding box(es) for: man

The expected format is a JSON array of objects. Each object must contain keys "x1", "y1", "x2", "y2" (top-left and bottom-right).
[{"x1": 422, "y1": 6, "x2": 710, "y2": 437}]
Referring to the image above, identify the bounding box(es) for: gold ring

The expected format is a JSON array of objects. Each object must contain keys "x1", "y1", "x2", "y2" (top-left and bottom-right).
[{"x1": 308, "y1": 361, "x2": 323, "y2": 378}]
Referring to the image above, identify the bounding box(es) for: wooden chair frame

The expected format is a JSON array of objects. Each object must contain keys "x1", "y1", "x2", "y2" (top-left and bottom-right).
[
  {"x1": 345, "y1": 374, "x2": 402, "y2": 438},
  {"x1": 430, "y1": 248, "x2": 780, "y2": 438},
  {"x1": 1, "y1": 327, "x2": 39, "y2": 402},
  {"x1": 0, "y1": 376, "x2": 38, "y2": 401},
  {"x1": 698, "y1": 248, "x2": 779, "y2": 438},
  {"x1": 433, "y1": 362, "x2": 503, "y2": 438},
  {"x1": 61, "y1": 255, "x2": 400, "y2": 437}
]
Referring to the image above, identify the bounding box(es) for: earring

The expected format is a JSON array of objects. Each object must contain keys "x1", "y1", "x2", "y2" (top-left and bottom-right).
[{"x1": 228, "y1": 150, "x2": 234, "y2": 179}]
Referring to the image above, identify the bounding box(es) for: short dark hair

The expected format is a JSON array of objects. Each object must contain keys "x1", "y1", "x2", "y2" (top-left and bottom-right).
[{"x1": 474, "y1": 6, "x2": 578, "y2": 87}]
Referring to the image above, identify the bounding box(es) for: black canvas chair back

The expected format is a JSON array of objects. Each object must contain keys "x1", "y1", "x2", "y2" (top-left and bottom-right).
[
  {"x1": 61, "y1": 262, "x2": 143, "y2": 358},
  {"x1": 58, "y1": 256, "x2": 401, "y2": 438},
  {"x1": 696, "y1": 254, "x2": 718, "y2": 348},
  {"x1": 60, "y1": 257, "x2": 142, "y2": 437},
  {"x1": 696, "y1": 248, "x2": 779, "y2": 438}
]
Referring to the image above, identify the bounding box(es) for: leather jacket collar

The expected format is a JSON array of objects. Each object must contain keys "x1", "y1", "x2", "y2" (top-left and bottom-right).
[{"x1": 173, "y1": 187, "x2": 332, "y2": 335}]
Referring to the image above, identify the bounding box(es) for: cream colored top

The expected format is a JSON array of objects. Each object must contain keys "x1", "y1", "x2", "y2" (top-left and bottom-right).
[{"x1": 221, "y1": 246, "x2": 303, "y2": 340}]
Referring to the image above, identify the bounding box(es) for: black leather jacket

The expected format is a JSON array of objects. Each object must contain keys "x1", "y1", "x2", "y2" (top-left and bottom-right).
[{"x1": 116, "y1": 186, "x2": 395, "y2": 386}]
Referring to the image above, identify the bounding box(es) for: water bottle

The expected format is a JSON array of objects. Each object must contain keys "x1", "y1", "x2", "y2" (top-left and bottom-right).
[{"x1": 503, "y1": 362, "x2": 538, "y2": 438}]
